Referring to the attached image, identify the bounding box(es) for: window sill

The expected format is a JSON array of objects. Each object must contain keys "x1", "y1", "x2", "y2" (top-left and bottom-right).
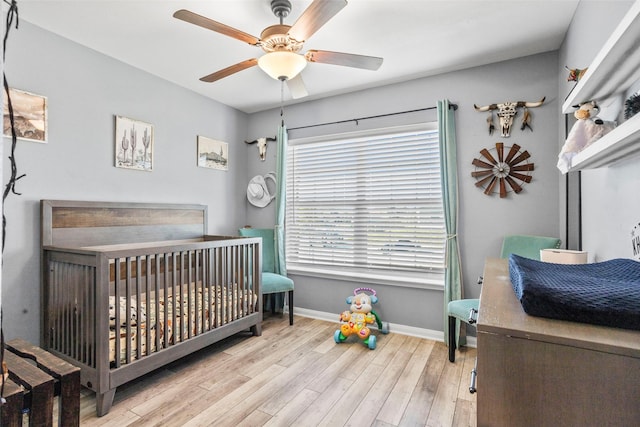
[{"x1": 286, "y1": 265, "x2": 444, "y2": 291}]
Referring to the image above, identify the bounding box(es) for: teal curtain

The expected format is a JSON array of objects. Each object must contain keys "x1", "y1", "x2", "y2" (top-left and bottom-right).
[
  {"x1": 438, "y1": 100, "x2": 464, "y2": 347},
  {"x1": 266, "y1": 124, "x2": 287, "y2": 312},
  {"x1": 275, "y1": 124, "x2": 287, "y2": 276}
]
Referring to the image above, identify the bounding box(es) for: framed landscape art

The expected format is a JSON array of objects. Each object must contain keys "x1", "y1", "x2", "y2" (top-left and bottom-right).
[
  {"x1": 197, "y1": 135, "x2": 228, "y2": 171},
  {"x1": 2, "y1": 88, "x2": 48, "y2": 143},
  {"x1": 115, "y1": 115, "x2": 154, "y2": 171}
]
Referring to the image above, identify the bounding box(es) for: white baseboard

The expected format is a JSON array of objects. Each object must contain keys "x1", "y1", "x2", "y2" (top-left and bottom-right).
[{"x1": 293, "y1": 307, "x2": 477, "y2": 348}]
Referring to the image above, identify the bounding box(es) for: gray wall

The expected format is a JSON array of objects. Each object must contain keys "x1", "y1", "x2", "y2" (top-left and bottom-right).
[
  {"x1": 248, "y1": 51, "x2": 561, "y2": 333},
  {"x1": 558, "y1": 0, "x2": 638, "y2": 262},
  {"x1": 2, "y1": 22, "x2": 250, "y2": 343}
]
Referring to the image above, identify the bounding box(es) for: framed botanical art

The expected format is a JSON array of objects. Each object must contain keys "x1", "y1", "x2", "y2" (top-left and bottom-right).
[
  {"x1": 197, "y1": 135, "x2": 228, "y2": 171},
  {"x1": 115, "y1": 115, "x2": 153, "y2": 171},
  {"x1": 3, "y1": 88, "x2": 48, "y2": 143}
]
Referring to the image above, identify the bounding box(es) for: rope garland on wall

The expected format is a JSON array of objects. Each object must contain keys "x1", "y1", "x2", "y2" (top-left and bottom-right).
[
  {"x1": 3, "y1": 1, "x2": 24, "y2": 234},
  {"x1": 1, "y1": 0, "x2": 22, "y2": 410}
]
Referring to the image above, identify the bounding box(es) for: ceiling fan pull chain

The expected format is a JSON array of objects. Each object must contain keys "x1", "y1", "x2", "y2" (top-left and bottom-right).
[{"x1": 280, "y1": 79, "x2": 285, "y2": 126}]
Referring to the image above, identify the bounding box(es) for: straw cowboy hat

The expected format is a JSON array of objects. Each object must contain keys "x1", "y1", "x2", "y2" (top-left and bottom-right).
[{"x1": 247, "y1": 172, "x2": 276, "y2": 208}]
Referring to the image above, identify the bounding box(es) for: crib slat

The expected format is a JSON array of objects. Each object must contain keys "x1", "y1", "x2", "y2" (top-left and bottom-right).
[
  {"x1": 171, "y1": 252, "x2": 178, "y2": 343},
  {"x1": 215, "y1": 247, "x2": 220, "y2": 327},
  {"x1": 185, "y1": 251, "x2": 191, "y2": 340},
  {"x1": 223, "y1": 246, "x2": 228, "y2": 324},
  {"x1": 62, "y1": 263, "x2": 67, "y2": 353},
  {"x1": 155, "y1": 254, "x2": 162, "y2": 353},
  {"x1": 202, "y1": 249, "x2": 208, "y2": 332},
  {"x1": 146, "y1": 256, "x2": 152, "y2": 359},
  {"x1": 175, "y1": 251, "x2": 181, "y2": 343},
  {"x1": 236, "y1": 245, "x2": 241, "y2": 318},
  {"x1": 209, "y1": 248, "x2": 214, "y2": 330},
  {"x1": 64, "y1": 263, "x2": 72, "y2": 357},
  {"x1": 76, "y1": 266, "x2": 83, "y2": 364},
  {"x1": 50, "y1": 264, "x2": 58, "y2": 352},
  {"x1": 114, "y1": 257, "x2": 121, "y2": 369},
  {"x1": 195, "y1": 250, "x2": 200, "y2": 336},
  {"x1": 82, "y1": 265, "x2": 90, "y2": 366},
  {"x1": 221, "y1": 246, "x2": 225, "y2": 327},
  {"x1": 241, "y1": 244, "x2": 248, "y2": 316},
  {"x1": 196, "y1": 250, "x2": 201, "y2": 332},
  {"x1": 195, "y1": 250, "x2": 201, "y2": 336},
  {"x1": 212, "y1": 248, "x2": 218, "y2": 328},
  {"x1": 135, "y1": 256, "x2": 142, "y2": 361},
  {"x1": 90, "y1": 264, "x2": 96, "y2": 368},
  {"x1": 125, "y1": 257, "x2": 132, "y2": 365}
]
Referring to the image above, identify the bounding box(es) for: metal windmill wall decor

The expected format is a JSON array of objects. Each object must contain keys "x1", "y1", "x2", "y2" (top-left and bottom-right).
[{"x1": 471, "y1": 142, "x2": 534, "y2": 198}]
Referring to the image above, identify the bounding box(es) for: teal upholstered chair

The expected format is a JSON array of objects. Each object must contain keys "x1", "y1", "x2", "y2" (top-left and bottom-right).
[
  {"x1": 239, "y1": 227, "x2": 294, "y2": 325},
  {"x1": 447, "y1": 234, "x2": 561, "y2": 362}
]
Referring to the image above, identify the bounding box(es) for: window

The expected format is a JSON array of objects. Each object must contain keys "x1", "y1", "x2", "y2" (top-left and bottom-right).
[{"x1": 286, "y1": 123, "x2": 446, "y2": 289}]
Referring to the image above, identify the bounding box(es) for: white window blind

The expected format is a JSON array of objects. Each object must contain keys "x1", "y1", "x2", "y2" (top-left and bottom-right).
[{"x1": 286, "y1": 124, "x2": 446, "y2": 285}]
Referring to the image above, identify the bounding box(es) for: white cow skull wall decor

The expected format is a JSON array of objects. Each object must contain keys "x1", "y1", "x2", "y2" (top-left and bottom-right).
[
  {"x1": 474, "y1": 97, "x2": 545, "y2": 137},
  {"x1": 245, "y1": 136, "x2": 276, "y2": 161}
]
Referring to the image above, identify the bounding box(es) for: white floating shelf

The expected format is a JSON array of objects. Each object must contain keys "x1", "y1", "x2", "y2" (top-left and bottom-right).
[
  {"x1": 562, "y1": 0, "x2": 640, "y2": 172},
  {"x1": 569, "y1": 113, "x2": 640, "y2": 170},
  {"x1": 562, "y1": 1, "x2": 640, "y2": 114}
]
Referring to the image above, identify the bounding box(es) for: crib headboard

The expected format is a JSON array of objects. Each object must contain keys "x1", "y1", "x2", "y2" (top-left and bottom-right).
[{"x1": 41, "y1": 200, "x2": 208, "y2": 248}]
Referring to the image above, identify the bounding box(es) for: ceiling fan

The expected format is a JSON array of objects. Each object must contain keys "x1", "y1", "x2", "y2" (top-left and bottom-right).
[{"x1": 173, "y1": 0, "x2": 383, "y2": 99}]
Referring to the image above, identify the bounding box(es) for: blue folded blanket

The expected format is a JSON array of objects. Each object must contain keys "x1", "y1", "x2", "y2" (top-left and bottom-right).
[{"x1": 509, "y1": 254, "x2": 640, "y2": 330}]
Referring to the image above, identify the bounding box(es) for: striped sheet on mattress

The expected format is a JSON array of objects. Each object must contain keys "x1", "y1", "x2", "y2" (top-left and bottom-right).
[{"x1": 108, "y1": 284, "x2": 257, "y2": 363}]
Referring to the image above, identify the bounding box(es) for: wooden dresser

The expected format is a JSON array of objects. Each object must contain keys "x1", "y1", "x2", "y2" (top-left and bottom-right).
[{"x1": 476, "y1": 258, "x2": 640, "y2": 427}]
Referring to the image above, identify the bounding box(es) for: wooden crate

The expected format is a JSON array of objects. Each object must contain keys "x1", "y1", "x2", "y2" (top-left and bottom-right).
[{"x1": 1, "y1": 338, "x2": 80, "y2": 427}]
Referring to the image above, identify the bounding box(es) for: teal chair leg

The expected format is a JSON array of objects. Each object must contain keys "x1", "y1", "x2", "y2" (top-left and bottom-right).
[
  {"x1": 288, "y1": 290, "x2": 294, "y2": 326},
  {"x1": 447, "y1": 298, "x2": 479, "y2": 363},
  {"x1": 264, "y1": 292, "x2": 294, "y2": 325},
  {"x1": 448, "y1": 315, "x2": 457, "y2": 362}
]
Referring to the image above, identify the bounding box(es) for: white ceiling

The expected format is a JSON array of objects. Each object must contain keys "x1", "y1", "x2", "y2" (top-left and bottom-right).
[{"x1": 18, "y1": 0, "x2": 580, "y2": 113}]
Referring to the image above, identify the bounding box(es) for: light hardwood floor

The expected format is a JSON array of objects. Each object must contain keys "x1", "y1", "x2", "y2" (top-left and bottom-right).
[{"x1": 73, "y1": 315, "x2": 477, "y2": 427}]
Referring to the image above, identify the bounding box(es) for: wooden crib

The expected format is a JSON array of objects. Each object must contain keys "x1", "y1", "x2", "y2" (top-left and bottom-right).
[{"x1": 40, "y1": 200, "x2": 262, "y2": 416}]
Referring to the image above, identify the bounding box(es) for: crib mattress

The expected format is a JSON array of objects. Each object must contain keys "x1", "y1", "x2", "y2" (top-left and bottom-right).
[
  {"x1": 508, "y1": 254, "x2": 640, "y2": 330},
  {"x1": 108, "y1": 284, "x2": 257, "y2": 363}
]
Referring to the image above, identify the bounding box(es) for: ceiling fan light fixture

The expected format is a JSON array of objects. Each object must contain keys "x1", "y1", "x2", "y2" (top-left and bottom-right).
[{"x1": 258, "y1": 51, "x2": 307, "y2": 81}]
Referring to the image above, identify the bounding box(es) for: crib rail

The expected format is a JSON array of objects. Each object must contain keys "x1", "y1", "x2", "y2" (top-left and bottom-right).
[{"x1": 42, "y1": 236, "x2": 261, "y2": 378}]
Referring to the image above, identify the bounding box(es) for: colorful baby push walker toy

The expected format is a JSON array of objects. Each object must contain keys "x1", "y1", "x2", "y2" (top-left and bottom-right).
[{"x1": 334, "y1": 287, "x2": 389, "y2": 350}]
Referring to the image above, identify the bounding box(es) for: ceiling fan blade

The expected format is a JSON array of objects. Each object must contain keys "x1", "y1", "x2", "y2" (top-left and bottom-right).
[
  {"x1": 200, "y1": 59, "x2": 258, "y2": 83},
  {"x1": 287, "y1": 74, "x2": 309, "y2": 99},
  {"x1": 305, "y1": 50, "x2": 383, "y2": 70},
  {"x1": 173, "y1": 9, "x2": 260, "y2": 45},
  {"x1": 288, "y1": 0, "x2": 347, "y2": 42}
]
